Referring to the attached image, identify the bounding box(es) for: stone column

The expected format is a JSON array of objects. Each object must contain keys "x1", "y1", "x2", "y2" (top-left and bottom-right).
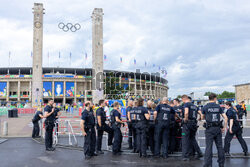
[
  {"x1": 17, "y1": 81, "x2": 20, "y2": 102},
  {"x1": 92, "y1": 8, "x2": 104, "y2": 104},
  {"x1": 63, "y1": 81, "x2": 66, "y2": 105},
  {"x1": 29, "y1": 81, "x2": 32, "y2": 102},
  {"x1": 6, "y1": 81, "x2": 9, "y2": 102},
  {"x1": 74, "y1": 81, "x2": 77, "y2": 103},
  {"x1": 32, "y1": 3, "x2": 44, "y2": 107},
  {"x1": 52, "y1": 81, "x2": 55, "y2": 100}
]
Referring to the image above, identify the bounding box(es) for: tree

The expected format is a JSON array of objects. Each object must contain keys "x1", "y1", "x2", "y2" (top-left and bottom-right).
[
  {"x1": 204, "y1": 92, "x2": 217, "y2": 96},
  {"x1": 217, "y1": 91, "x2": 235, "y2": 99},
  {"x1": 104, "y1": 72, "x2": 132, "y2": 99},
  {"x1": 176, "y1": 95, "x2": 182, "y2": 99}
]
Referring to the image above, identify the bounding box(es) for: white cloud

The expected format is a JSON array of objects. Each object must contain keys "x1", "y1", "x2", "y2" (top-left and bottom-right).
[{"x1": 1, "y1": 0, "x2": 250, "y2": 98}]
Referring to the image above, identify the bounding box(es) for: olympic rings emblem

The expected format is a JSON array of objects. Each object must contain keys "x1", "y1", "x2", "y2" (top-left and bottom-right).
[{"x1": 58, "y1": 22, "x2": 81, "y2": 32}]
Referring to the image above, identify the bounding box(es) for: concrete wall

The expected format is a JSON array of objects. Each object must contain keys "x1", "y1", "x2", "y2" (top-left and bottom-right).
[{"x1": 235, "y1": 84, "x2": 250, "y2": 104}]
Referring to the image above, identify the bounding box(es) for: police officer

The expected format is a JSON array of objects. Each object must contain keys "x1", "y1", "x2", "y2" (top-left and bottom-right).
[
  {"x1": 126, "y1": 100, "x2": 134, "y2": 149},
  {"x1": 96, "y1": 99, "x2": 114, "y2": 154},
  {"x1": 128, "y1": 100, "x2": 138, "y2": 153},
  {"x1": 80, "y1": 101, "x2": 97, "y2": 159},
  {"x1": 32, "y1": 107, "x2": 43, "y2": 138},
  {"x1": 147, "y1": 101, "x2": 155, "y2": 155},
  {"x1": 110, "y1": 102, "x2": 124, "y2": 155},
  {"x1": 173, "y1": 98, "x2": 182, "y2": 151},
  {"x1": 202, "y1": 93, "x2": 228, "y2": 167},
  {"x1": 154, "y1": 97, "x2": 176, "y2": 158},
  {"x1": 44, "y1": 99, "x2": 56, "y2": 151},
  {"x1": 181, "y1": 95, "x2": 203, "y2": 161},
  {"x1": 135, "y1": 98, "x2": 150, "y2": 157},
  {"x1": 224, "y1": 102, "x2": 248, "y2": 156},
  {"x1": 236, "y1": 102, "x2": 244, "y2": 125},
  {"x1": 53, "y1": 103, "x2": 61, "y2": 136},
  {"x1": 168, "y1": 100, "x2": 177, "y2": 154}
]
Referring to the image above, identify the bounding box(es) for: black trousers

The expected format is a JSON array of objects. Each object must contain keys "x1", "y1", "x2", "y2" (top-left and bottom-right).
[
  {"x1": 112, "y1": 125, "x2": 123, "y2": 153},
  {"x1": 131, "y1": 123, "x2": 137, "y2": 150},
  {"x1": 84, "y1": 127, "x2": 96, "y2": 156},
  {"x1": 182, "y1": 123, "x2": 201, "y2": 158},
  {"x1": 175, "y1": 121, "x2": 182, "y2": 151},
  {"x1": 97, "y1": 123, "x2": 114, "y2": 151},
  {"x1": 154, "y1": 123, "x2": 170, "y2": 156},
  {"x1": 169, "y1": 123, "x2": 176, "y2": 152},
  {"x1": 32, "y1": 121, "x2": 40, "y2": 138},
  {"x1": 224, "y1": 128, "x2": 248, "y2": 153},
  {"x1": 204, "y1": 127, "x2": 225, "y2": 167},
  {"x1": 128, "y1": 122, "x2": 133, "y2": 148},
  {"x1": 45, "y1": 123, "x2": 54, "y2": 149},
  {"x1": 147, "y1": 124, "x2": 155, "y2": 154},
  {"x1": 136, "y1": 126, "x2": 147, "y2": 156}
]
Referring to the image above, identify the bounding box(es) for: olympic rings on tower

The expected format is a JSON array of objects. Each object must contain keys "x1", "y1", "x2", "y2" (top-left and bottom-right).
[{"x1": 58, "y1": 22, "x2": 81, "y2": 32}]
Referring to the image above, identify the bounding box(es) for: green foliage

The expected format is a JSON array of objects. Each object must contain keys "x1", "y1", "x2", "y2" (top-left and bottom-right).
[
  {"x1": 204, "y1": 92, "x2": 216, "y2": 96},
  {"x1": 217, "y1": 91, "x2": 235, "y2": 99},
  {"x1": 104, "y1": 72, "x2": 132, "y2": 99},
  {"x1": 204, "y1": 91, "x2": 235, "y2": 99},
  {"x1": 176, "y1": 95, "x2": 182, "y2": 99}
]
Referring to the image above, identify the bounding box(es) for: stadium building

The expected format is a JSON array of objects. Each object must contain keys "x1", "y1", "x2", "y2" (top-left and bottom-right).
[{"x1": 0, "y1": 67, "x2": 168, "y2": 106}]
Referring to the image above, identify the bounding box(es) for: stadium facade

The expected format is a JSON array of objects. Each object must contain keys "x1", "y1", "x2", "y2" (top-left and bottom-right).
[{"x1": 0, "y1": 67, "x2": 168, "y2": 105}]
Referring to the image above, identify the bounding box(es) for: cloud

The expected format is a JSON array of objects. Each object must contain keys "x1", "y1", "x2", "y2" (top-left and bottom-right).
[{"x1": 0, "y1": 0, "x2": 250, "y2": 98}]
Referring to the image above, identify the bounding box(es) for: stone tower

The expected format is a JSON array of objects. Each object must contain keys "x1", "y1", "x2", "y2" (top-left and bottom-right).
[
  {"x1": 92, "y1": 8, "x2": 104, "y2": 104},
  {"x1": 32, "y1": 3, "x2": 44, "y2": 107}
]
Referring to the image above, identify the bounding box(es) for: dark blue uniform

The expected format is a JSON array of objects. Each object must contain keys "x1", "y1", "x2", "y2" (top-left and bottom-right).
[
  {"x1": 168, "y1": 107, "x2": 176, "y2": 153},
  {"x1": 154, "y1": 103, "x2": 175, "y2": 157},
  {"x1": 182, "y1": 102, "x2": 202, "y2": 159},
  {"x1": 32, "y1": 110, "x2": 43, "y2": 138},
  {"x1": 44, "y1": 105, "x2": 55, "y2": 149},
  {"x1": 135, "y1": 106, "x2": 148, "y2": 157},
  {"x1": 202, "y1": 103, "x2": 224, "y2": 167},
  {"x1": 81, "y1": 109, "x2": 96, "y2": 157},
  {"x1": 96, "y1": 107, "x2": 114, "y2": 151},
  {"x1": 236, "y1": 104, "x2": 244, "y2": 125},
  {"x1": 224, "y1": 107, "x2": 248, "y2": 154},
  {"x1": 126, "y1": 106, "x2": 133, "y2": 149},
  {"x1": 147, "y1": 107, "x2": 155, "y2": 154},
  {"x1": 128, "y1": 107, "x2": 138, "y2": 152},
  {"x1": 110, "y1": 109, "x2": 123, "y2": 154},
  {"x1": 173, "y1": 105, "x2": 182, "y2": 151},
  {"x1": 54, "y1": 107, "x2": 60, "y2": 135}
]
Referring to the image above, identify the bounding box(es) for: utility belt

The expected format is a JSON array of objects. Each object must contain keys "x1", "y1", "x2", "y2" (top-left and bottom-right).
[
  {"x1": 203, "y1": 121, "x2": 223, "y2": 129},
  {"x1": 85, "y1": 124, "x2": 95, "y2": 129},
  {"x1": 45, "y1": 119, "x2": 55, "y2": 126},
  {"x1": 148, "y1": 120, "x2": 155, "y2": 125},
  {"x1": 131, "y1": 120, "x2": 138, "y2": 124},
  {"x1": 112, "y1": 122, "x2": 121, "y2": 128}
]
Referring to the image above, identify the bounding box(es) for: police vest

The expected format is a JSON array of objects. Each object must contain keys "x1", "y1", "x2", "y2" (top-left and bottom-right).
[
  {"x1": 149, "y1": 109, "x2": 154, "y2": 122},
  {"x1": 110, "y1": 109, "x2": 115, "y2": 124},
  {"x1": 84, "y1": 111, "x2": 95, "y2": 128},
  {"x1": 129, "y1": 107, "x2": 137, "y2": 121},
  {"x1": 157, "y1": 104, "x2": 171, "y2": 122},
  {"x1": 206, "y1": 107, "x2": 221, "y2": 123},
  {"x1": 135, "y1": 106, "x2": 147, "y2": 123},
  {"x1": 188, "y1": 104, "x2": 198, "y2": 120}
]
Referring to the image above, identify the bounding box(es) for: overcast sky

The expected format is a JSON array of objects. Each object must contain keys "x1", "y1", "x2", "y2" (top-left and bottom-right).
[{"x1": 0, "y1": 0, "x2": 250, "y2": 98}]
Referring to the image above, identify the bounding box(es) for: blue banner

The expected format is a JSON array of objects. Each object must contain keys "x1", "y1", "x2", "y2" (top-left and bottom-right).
[
  {"x1": 55, "y1": 82, "x2": 64, "y2": 97},
  {"x1": 0, "y1": 82, "x2": 7, "y2": 97},
  {"x1": 66, "y1": 82, "x2": 75, "y2": 97},
  {"x1": 43, "y1": 82, "x2": 52, "y2": 97}
]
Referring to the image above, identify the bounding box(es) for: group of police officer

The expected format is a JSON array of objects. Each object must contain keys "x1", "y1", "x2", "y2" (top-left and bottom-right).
[
  {"x1": 71, "y1": 94, "x2": 249, "y2": 167},
  {"x1": 32, "y1": 99, "x2": 61, "y2": 151}
]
